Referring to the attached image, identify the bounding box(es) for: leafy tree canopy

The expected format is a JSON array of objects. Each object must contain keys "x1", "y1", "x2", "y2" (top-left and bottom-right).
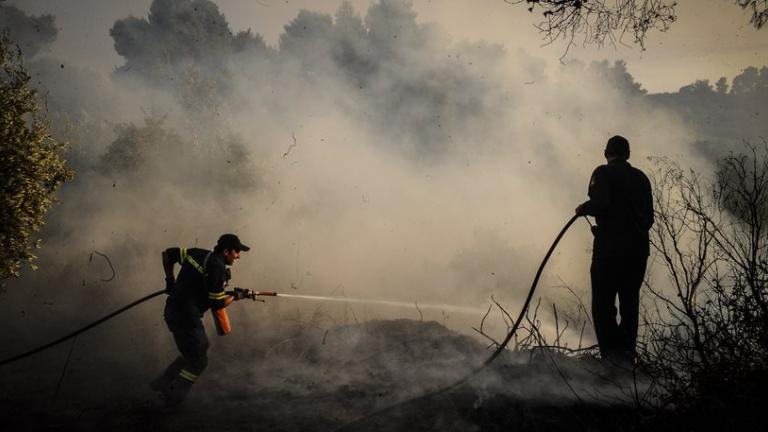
[{"x1": 0, "y1": 35, "x2": 72, "y2": 284}]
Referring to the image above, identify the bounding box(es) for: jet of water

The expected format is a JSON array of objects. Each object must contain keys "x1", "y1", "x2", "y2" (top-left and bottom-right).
[{"x1": 274, "y1": 293, "x2": 485, "y2": 315}]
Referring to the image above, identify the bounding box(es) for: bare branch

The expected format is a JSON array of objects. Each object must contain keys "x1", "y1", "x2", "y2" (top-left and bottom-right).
[{"x1": 507, "y1": 0, "x2": 677, "y2": 51}]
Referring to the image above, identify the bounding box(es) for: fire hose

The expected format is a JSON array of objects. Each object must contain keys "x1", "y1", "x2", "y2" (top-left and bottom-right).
[
  {"x1": 0, "y1": 289, "x2": 275, "y2": 367},
  {"x1": 0, "y1": 213, "x2": 582, "y2": 419},
  {"x1": 334, "y1": 214, "x2": 581, "y2": 431}
]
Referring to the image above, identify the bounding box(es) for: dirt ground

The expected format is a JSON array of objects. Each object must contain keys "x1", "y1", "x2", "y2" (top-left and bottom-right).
[{"x1": 1, "y1": 319, "x2": 654, "y2": 431}]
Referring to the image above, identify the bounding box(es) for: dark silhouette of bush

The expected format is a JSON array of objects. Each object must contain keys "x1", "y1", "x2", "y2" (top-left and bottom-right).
[{"x1": 641, "y1": 141, "x2": 768, "y2": 428}]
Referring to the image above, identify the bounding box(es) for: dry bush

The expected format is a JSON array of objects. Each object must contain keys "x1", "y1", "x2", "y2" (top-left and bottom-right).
[{"x1": 639, "y1": 140, "x2": 768, "y2": 427}]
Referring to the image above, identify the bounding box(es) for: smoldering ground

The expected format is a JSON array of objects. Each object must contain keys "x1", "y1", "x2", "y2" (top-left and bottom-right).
[{"x1": 0, "y1": 0, "x2": 756, "y2": 430}]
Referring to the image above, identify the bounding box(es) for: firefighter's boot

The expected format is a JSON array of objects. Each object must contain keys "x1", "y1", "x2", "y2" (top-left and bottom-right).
[
  {"x1": 150, "y1": 357, "x2": 184, "y2": 394},
  {"x1": 161, "y1": 369, "x2": 197, "y2": 407}
]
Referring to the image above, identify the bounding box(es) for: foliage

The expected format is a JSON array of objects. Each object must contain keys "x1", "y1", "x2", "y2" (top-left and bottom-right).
[
  {"x1": 0, "y1": 36, "x2": 72, "y2": 283},
  {"x1": 110, "y1": 0, "x2": 270, "y2": 76},
  {"x1": 279, "y1": 10, "x2": 335, "y2": 70},
  {"x1": 0, "y1": 3, "x2": 57, "y2": 58},
  {"x1": 586, "y1": 60, "x2": 647, "y2": 96},
  {"x1": 332, "y1": 1, "x2": 372, "y2": 84},
  {"x1": 737, "y1": 0, "x2": 768, "y2": 29},
  {"x1": 98, "y1": 114, "x2": 259, "y2": 193},
  {"x1": 109, "y1": 0, "x2": 272, "y2": 117},
  {"x1": 509, "y1": 0, "x2": 677, "y2": 51},
  {"x1": 509, "y1": 1, "x2": 766, "y2": 51},
  {"x1": 99, "y1": 116, "x2": 184, "y2": 175},
  {"x1": 640, "y1": 141, "x2": 768, "y2": 426},
  {"x1": 648, "y1": 66, "x2": 768, "y2": 159}
]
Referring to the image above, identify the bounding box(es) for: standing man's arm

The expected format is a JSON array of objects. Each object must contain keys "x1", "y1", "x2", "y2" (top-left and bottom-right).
[{"x1": 576, "y1": 167, "x2": 611, "y2": 216}]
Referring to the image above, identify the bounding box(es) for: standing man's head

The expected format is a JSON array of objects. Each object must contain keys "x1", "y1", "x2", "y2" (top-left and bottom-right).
[
  {"x1": 604, "y1": 135, "x2": 630, "y2": 162},
  {"x1": 215, "y1": 233, "x2": 250, "y2": 265}
]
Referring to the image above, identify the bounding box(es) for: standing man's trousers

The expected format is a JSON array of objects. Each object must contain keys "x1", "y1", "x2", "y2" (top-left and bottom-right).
[{"x1": 590, "y1": 251, "x2": 648, "y2": 363}]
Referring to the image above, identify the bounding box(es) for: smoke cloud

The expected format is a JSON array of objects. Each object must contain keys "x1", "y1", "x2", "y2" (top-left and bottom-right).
[
  {"x1": 1, "y1": 0, "x2": 763, "y2": 424},
  {"x1": 0, "y1": 0, "x2": 701, "y2": 352}
]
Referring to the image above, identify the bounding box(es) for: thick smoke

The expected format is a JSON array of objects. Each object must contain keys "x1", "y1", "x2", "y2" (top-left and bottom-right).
[
  {"x1": 0, "y1": 0, "x2": 699, "y2": 350},
  {"x1": 1, "y1": 0, "x2": 763, "y2": 422}
]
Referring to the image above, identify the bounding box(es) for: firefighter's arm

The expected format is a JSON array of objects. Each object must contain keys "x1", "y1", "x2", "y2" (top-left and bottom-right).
[
  {"x1": 212, "y1": 293, "x2": 253, "y2": 335},
  {"x1": 212, "y1": 307, "x2": 232, "y2": 335},
  {"x1": 162, "y1": 247, "x2": 181, "y2": 291},
  {"x1": 577, "y1": 167, "x2": 610, "y2": 216},
  {"x1": 206, "y1": 263, "x2": 233, "y2": 335}
]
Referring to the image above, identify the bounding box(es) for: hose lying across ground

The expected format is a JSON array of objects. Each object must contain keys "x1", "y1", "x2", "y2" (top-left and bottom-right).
[
  {"x1": 0, "y1": 215, "x2": 581, "y2": 425},
  {"x1": 0, "y1": 290, "x2": 166, "y2": 367}
]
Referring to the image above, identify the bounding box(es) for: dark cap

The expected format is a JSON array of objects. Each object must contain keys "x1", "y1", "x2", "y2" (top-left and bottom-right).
[
  {"x1": 605, "y1": 135, "x2": 630, "y2": 160},
  {"x1": 217, "y1": 234, "x2": 250, "y2": 252}
]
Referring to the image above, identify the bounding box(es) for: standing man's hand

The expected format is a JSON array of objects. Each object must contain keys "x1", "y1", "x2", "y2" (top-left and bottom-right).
[
  {"x1": 575, "y1": 204, "x2": 586, "y2": 216},
  {"x1": 165, "y1": 277, "x2": 175, "y2": 293}
]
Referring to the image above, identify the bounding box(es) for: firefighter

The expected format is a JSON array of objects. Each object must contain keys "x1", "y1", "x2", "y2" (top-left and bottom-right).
[
  {"x1": 150, "y1": 233, "x2": 251, "y2": 405},
  {"x1": 575, "y1": 136, "x2": 654, "y2": 366}
]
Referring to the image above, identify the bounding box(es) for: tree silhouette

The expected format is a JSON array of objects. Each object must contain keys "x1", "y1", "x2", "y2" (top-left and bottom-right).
[
  {"x1": 0, "y1": 3, "x2": 57, "y2": 58},
  {"x1": 508, "y1": 0, "x2": 766, "y2": 51}
]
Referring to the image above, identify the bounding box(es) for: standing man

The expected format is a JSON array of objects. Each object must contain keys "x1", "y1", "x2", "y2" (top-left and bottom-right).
[
  {"x1": 575, "y1": 136, "x2": 654, "y2": 366},
  {"x1": 151, "y1": 233, "x2": 251, "y2": 405}
]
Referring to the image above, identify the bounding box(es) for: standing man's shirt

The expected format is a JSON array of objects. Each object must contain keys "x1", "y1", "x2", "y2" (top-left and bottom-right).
[{"x1": 579, "y1": 159, "x2": 654, "y2": 257}]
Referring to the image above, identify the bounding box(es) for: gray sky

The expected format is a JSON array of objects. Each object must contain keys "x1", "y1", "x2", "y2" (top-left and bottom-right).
[{"x1": 12, "y1": 0, "x2": 768, "y2": 92}]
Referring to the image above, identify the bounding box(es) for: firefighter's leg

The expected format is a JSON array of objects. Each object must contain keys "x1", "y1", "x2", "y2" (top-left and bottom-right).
[
  {"x1": 164, "y1": 321, "x2": 209, "y2": 406},
  {"x1": 150, "y1": 356, "x2": 185, "y2": 393},
  {"x1": 152, "y1": 302, "x2": 188, "y2": 394}
]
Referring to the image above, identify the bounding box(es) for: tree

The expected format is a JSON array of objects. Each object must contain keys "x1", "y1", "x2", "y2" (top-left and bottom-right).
[
  {"x1": 0, "y1": 3, "x2": 57, "y2": 58},
  {"x1": 737, "y1": 0, "x2": 768, "y2": 29},
  {"x1": 586, "y1": 59, "x2": 646, "y2": 95},
  {"x1": 278, "y1": 9, "x2": 335, "y2": 72},
  {"x1": 715, "y1": 76, "x2": 729, "y2": 94},
  {"x1": 510, "y1": 0, "x2": 677, "y2": 51},
  {"x1": 99, "y1": 116, "x2": 184, "y2": 175},
  {"x1": 730, "y1": 65, "x2": 768, "y2": 95},
  {"x1": 109, "y1": 0, "x2": 271, "y2": 87},
  {"x1": 0, "y1": 36, "x2": 72, "y2": 284},
  {"x1": 332, "y1": 1, "x2": 373, "y2": 84},
  {"x1": 508, "y1": 0, "x2": 766, "y2": 51},
  {"x1": 365, "y1": 0, "x2": 425, "y2": 61}
]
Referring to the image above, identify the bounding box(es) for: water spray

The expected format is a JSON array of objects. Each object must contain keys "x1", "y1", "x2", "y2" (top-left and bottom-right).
[{"x1": 228, "y1": 289, "x2": 485, "y2": 315}]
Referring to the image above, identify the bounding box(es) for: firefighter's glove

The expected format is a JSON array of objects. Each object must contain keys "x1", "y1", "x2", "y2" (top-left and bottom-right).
[
  {"x1": 232, "y1": 287, "x2": 251, "y2": 301},
  {"x1": 165, "y1": 277, "x2": 175, "y2": 293}
]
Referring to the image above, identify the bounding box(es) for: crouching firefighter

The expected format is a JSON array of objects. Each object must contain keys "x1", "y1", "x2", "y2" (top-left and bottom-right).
[{"x1": 150, "y1": 233, "x2": 251, "y2": 406}]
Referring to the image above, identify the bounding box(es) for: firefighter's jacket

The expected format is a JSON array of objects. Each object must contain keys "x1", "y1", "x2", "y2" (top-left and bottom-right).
[{"x1": 164, "y1": 247, "x2": 232, "y2": 335}]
